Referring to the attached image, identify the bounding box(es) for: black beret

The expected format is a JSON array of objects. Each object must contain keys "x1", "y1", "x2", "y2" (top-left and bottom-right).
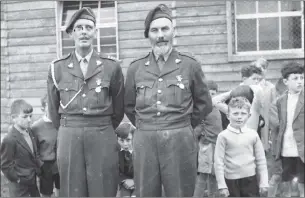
[
  {"x1": 144, "y1": 4, "x2": 172, "y2": 38},
  {"x1": 66, "y1": 7, "x2": 96, "y2": 34}
]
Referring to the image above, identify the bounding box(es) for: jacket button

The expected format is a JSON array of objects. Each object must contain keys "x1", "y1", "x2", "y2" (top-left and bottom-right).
[
  {"x1": 157, "y1": 112, "x2": 161, "y2": 116},
  {"x1": 65, "y1": 88, "x2": 68, "y2": 91},
  {"x1": 83, "y1": 107, "x2": 87, "y2": 111},
  {"x1": 158, "y1": 78, "x2": 163, "y2": 82},
  {"x1": 82, "y1": 94, "x2": 86, "y2": 98},
  {"x1": 158, "y1": 90, "x2": 162, "y2": 94},
  {"x1": 157, "y1": 101, "x2": 161, "y2": 105}
]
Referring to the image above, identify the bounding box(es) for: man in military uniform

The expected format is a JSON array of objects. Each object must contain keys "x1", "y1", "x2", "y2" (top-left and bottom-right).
[
  {"x1": 47, "y1": 7, "x2": 124, "y2": 197},
  {"x1": 124, "y1": 4, "x2": 212, "y2": 197}
]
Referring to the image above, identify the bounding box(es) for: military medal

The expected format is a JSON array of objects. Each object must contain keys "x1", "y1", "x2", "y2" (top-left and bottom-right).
[
  {"x1": 68, "y1": 63, "x2": 74, "y2": 68},
  {"x1": 176, "y1": 75, "x2": 185, "y2": 89},
  {"x1": 96, "y1": 78, "x2": 102, "y2": 86}
]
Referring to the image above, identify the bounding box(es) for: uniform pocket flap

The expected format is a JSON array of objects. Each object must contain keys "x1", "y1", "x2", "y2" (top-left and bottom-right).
[
  {"x1": 88, "y1": 80, "x2": 110, "y2": 90},
  {"x1": 58, "y1": 82, "x2": 78, "y2": 91},
  {"x1": 166, "y1": 79, "x2": 189, "y2": 89},
  {"x1": 136, "y1": 81, "x2": 154, "y2": 89}
]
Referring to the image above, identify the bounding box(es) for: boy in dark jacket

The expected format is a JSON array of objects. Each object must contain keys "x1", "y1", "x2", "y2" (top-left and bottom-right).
[
  {"x1": 0, "y1": 99, "x2": 43, "y2": 197},
  {"x1": 32, "y1": 94, "x2": 60, "y2": 197},
  {"x1": 116, "y1": 122, "x2": 136, "y2": 197}
]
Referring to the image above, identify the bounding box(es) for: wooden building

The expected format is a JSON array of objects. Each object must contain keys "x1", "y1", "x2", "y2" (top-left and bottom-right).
[{"x1": 1, "y1": 0, "x2": 304, "y2": 135}]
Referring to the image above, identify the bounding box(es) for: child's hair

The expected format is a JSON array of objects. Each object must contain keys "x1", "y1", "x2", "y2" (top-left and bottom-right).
[
  {"x1": 115, "y1": 122, "x2": 135, "y2": 139},
  {"x1": 206, "y1": 80, "x2": 218, "y2": 91},
  {"x1": 41, "y1": 93, "x2": 48, "y2": 111},
  {"x1": 241, "y1": 65, "x2": 263, "y2": 78},
  {"x1": 281, "y1": 62, "x2": 304, "y2": 79},
  {"x1": 250, "y1": 58, "x2": 269, "y2": 70},
  {"x1": 229, "y1": 85, "x2": 254, "y2": 104},
  {"x1": 228, "y1": 97, "x2": 251, "y2": 113},
  {"x1": 11, "y1": 99, "x2": 33, "y2": 117}
]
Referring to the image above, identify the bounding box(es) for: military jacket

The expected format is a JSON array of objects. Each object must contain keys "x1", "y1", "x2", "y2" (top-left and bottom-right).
[
  {"x1": 47, "y1": 50, "x2": 124, "y2": 129},
  {"x1": 124, "y1": 49, "x2": 212, "y2": 128}
]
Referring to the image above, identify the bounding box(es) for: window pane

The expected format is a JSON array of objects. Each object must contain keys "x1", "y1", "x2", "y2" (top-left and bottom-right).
[
  {"x1": 62, "y1": 1, "x2": 80, "y2": 26},
  {"x1": 82, "y1": 1, "x2": 98, "y2": 17},
  {"x1": 100, "y1": 27, "x2": 116, "y2": 37},
  {"x1": 282, "y1": 17, "x2": 302, "y2": 49},
  {"x1": 100, "y1": 1, "x2": 115, "y2": 23},
  {"x1": 99, "y1": 27, "x2": 116, "y2": 56},
  {"x1": 259, "y1": 18, "x2": 279, "y2": 50},
  {"x1": 281, "y1": 1, "x2": 301, "y2": 11},
  {"x1": 236, "y1": 19, "x2": 257, "y2": 52},
  {"x1": 258, "y1": 1, "x2": 278, "y2": 13},
  {"x1": 236, "y1": 1, "x2": 256, "y2": 15}
]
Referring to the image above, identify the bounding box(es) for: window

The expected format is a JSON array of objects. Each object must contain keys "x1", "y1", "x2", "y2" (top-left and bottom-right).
[
  {"x1": 227, "y1": 1, "x2": 304, "y2": 61},
  {"x1": 56, "y1": 1, "x2": 119, "y2": 58}
]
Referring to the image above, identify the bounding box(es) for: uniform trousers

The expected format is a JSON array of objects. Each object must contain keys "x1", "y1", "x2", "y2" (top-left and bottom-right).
[
  {"x1": 133, "y1": 122, "x2": 197, "y2": 197},
  {"x1": 57, "y1": 116, "x2": 119, "y2": 197}
]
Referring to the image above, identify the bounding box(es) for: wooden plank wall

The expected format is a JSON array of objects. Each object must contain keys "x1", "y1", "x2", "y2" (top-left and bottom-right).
[
  {"x1": 1, "y1": 1, "x2": 9, "y2": 135},
  {"x1": 1, "y1": 1, "x2": 57, "y2": 134}
]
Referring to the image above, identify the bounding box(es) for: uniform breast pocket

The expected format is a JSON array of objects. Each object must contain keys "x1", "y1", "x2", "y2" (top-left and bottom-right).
[
  {"x1": 58, "y1": 82, "x2": 79, "y2": 107},
  {"x1": 88, "y1": 80, "x2": 110, "y2": 107},
  {"x1": 166, "y1": 79, "x2": 191, "y2": 107},
  {"x1": 135, "y1": 81, "x2": 154, "y2": 109}
]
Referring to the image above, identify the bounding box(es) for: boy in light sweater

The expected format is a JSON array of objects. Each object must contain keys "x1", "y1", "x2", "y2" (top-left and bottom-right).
[{"x1": 214, "y1": 97, "x2": 268, "y2": 197}]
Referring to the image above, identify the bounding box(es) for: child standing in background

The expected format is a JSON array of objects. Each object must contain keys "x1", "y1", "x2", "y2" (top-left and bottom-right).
[
  {"x1": 269, "y1": 62, "x2": 304, "y2": 197},
  {"x1": 32, "y1": 94, "x2": 60, "y2": 197},
  {"x1": 193, "y1": 80, "x2": 223, "y2": 197}
]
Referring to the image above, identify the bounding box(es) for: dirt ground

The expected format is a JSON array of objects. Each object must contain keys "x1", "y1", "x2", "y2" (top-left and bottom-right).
[{"x1": 0, "y1": 151, "x2": 300, "y2": 197}]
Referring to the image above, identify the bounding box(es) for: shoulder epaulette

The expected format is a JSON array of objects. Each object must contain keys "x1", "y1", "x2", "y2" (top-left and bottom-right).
[
  {"x1": 99, "y1": 53, "x2": 121, "y2": 62},
  {"x1": 50, "y1": 53, "x2": 71, "y2": 90},
  {"x1": 52, "y1": 53, "x2": 71, "y2": 64},
  {"x1": 178, "y1": 51, "x2": 198, "y2": 61},
  {"x1": 129, "y1": 52, "x2": 150, "y2": 65}
]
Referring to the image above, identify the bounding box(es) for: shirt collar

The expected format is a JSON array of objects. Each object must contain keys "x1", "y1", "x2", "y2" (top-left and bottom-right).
[
  {"x1": 227, "y1": 124, "x2": 243, "y2": 134},
  {"x1": 288, "y1": 91, "x2": 301, "y2": 96},
  {"x1": 14, "y1": 125, "x2": 29, "y2": 136},
  {"x1": 153, "y1": 47, "x2": 173, "y2": 62},
  {"x1": 120, "y1": 148, "x2": 133, "y2": 154},
  {"x1": 75, "y1": 49, "x2": 93, "y2": 63}
]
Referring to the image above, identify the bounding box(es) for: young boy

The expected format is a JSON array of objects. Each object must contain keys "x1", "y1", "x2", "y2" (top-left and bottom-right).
[
  {"x1": 269, "y1": 62, "x2": 304, "y2": 197},
  {"x1": 115, "y1": 122, "x2": 136, "y2": 197},
  {"x1": 0, "y1": 99, "x2": 43, "y2": 197},
  {"x1": 31, "y1": 94, "x2": 60, "y2": 197},
  {"x1": 193, "y1": 80, "x2": 223, "y2": 197},
  {"x1": 214, "y1": 97, "x2": 268, "y2": 197}
]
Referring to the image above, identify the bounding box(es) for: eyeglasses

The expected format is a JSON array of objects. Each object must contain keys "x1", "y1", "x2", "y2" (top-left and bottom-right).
[{"x1": 73, "y1": 25, "x2": 94, "y2": 32}]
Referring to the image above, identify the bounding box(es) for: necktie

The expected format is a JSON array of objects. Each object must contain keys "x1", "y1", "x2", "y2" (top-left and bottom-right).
[
  {"x1": 157, "y1": 55, "x2": 165, "y2": 72},
  {"x1": 80, "y1": 58, "x2": 88, "y2": 77}
]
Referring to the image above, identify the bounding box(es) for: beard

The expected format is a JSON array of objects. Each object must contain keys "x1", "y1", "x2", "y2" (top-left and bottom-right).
[{"x1": 153, "y1": 45, "x2": 171, "y2": 57}]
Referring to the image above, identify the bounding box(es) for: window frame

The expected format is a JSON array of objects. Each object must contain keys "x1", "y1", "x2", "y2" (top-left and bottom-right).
[
  {"x1": 55, "y1": 1, "x2": 119, "y2": 59},
  {"x1": 226, "y1": 1, "x2": 304, "y2": 62}
]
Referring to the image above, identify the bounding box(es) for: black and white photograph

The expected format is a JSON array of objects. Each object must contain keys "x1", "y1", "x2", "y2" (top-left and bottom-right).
[{"x1": 0, "y1": 0, "x2": 304, "y2": 197}]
